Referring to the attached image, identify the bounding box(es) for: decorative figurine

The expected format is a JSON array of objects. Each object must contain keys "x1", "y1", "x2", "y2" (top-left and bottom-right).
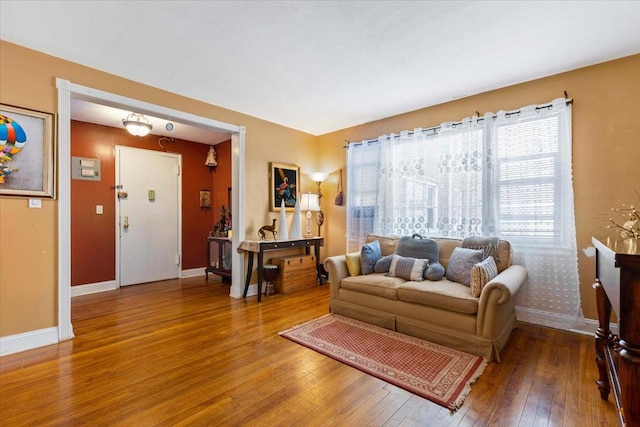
[{"x1": 258, "y1": 219, "x2": 277, "y2": 240}]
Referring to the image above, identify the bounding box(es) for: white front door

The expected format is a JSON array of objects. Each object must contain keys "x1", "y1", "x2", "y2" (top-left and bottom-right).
[{"x1": 116, "y1": 146, "x2": 182, "y2": 286}]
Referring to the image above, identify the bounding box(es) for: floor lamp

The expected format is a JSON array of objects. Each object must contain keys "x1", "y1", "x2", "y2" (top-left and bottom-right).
[{"x1": 308, "y1": 172, "x2": 329, "y2": 236}]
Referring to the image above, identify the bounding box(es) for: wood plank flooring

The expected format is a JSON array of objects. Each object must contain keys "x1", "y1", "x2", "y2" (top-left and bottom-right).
[{"x1": 0, "y1": 277, "x2": 618, "y2": 426}]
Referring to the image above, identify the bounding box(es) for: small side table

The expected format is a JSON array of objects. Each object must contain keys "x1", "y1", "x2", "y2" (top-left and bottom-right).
[{"x1": 206, "y1": 236, "x2": 232, "y2": 283}]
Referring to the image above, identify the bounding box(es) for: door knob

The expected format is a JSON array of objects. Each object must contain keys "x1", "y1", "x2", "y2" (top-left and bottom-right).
[{"x1": 123, "y1": 216, "x2": 129, "y2": 229}]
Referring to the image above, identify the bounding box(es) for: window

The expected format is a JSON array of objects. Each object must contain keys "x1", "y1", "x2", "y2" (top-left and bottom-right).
[{"x1": 346, "y1": 99, "x2": 581, "y2": 331}]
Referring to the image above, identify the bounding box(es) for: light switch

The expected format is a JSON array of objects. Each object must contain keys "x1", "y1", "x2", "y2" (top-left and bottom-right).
[
  {"x1": 28, "y1": 198, "x2": 42, "y2": 209},
  {"x1": 96, "y1": 205, "x2": 103, "y2": 215}
]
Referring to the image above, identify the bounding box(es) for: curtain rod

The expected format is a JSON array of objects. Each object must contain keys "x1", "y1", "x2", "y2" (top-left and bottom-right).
[{"x1": 344, "y1": 97, "x2": 573, "y2": 148}]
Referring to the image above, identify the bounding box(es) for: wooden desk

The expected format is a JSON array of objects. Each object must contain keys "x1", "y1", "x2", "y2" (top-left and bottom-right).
[
  {"x1": 238, "y1": 237, "x2": 324, "y2": 302},
  {"x1": 206, "y1": 237, "x2": 232, "y2": 283},
  {"x1": 593, "y1": 236, "x2": 640, "y2": 427}
]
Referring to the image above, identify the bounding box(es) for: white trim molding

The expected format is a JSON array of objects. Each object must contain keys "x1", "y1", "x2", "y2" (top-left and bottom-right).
[
  {"x1": 0, "y1": 327, "x2": 59, "y2": 356},
  {"x1": 515, "y1": 306, "x2": 618, "y2": 337},
  {"x1": 71, "y1": 281, "x2": 118, "y2": 297},
  {"x1": 182, "y1": 268, "x2": 206, "y2": 278},
  {"x1": 56, "y1": 78, "x2": 74, "y2": 342}
]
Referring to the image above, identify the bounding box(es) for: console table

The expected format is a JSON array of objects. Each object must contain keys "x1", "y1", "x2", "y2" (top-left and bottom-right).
[
  {"x1": 592, "y1": 236, "x2": 640, "y2": 427},
  {"x1": 238, "y1": 237, "x2": 324, "y2": 302}
]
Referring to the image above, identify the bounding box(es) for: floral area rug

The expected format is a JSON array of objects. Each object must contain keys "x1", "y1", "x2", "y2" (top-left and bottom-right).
[{"x1": 279, "y1": 314, "x2": 487, "y2": 411}]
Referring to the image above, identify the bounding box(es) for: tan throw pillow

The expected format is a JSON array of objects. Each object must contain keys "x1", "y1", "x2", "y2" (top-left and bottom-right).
[
  {"x1": 345, "y1": 252, "x2": 362, "y2": 276},
  {"x1": 389, "y1": 255, "x2": 429, "y2": 281},
  {"x1": 470, "y1": 256, "x2": 498, "y2": 297}
]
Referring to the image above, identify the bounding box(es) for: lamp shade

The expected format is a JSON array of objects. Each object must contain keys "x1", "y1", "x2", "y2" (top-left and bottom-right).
[
  {"x1": 122, "y1": 113, "x2": 152, "y2": 137},
  {"x1": 309, "y1": 172, "x2": 329, "y2": 182},
  {"x1": 300, "y1": 193, "x2": 321, "y2": 212}
]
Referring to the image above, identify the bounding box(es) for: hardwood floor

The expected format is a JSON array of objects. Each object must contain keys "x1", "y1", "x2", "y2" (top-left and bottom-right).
[{"x1": 0, "y1": 277, "x2": 618, "y2": 426}]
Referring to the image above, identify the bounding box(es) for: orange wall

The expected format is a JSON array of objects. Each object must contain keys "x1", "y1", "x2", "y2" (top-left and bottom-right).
[
  {"x1": 0, "y1": 40, "x2": 317, "y2": 337},
  {"x1": 70, "y1": 121, "x2": 231, "y2": 286},
  {"x1": 317, "y1": 54, "x2": 640, "y2": 321}
]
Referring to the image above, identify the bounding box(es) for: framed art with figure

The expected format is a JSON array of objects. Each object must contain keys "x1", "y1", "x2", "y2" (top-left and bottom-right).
[
  {"x1": 1, "y1": 104, "x2": 56, "y2": 198},
  {"x1": 269, "y1": 162, "x2": 299, "y2": 212}
]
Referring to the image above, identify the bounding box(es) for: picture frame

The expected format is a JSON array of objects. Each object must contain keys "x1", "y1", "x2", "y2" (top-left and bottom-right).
[
  {"x1": 200, "y1": 189, "x2": 212, "y2": 210},
  {"x1": 0, "y1": 104, "x2": 56, "y2": 198},
  {"x1": 269, "y1": 162, "x2": 299, "y2": 212}
]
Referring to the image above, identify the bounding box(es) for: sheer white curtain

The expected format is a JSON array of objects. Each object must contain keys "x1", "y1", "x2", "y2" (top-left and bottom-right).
[
  {"x1": 346, "y1": 98, "x2": 582, "y2": 331},
  {"x1": 489, "y1": 99, "x2": 582, "y2": 329}
]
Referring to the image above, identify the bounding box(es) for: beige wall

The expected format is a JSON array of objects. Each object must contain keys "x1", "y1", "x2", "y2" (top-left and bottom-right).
[
  {"x1": 0, "y1": 41, "x2": 318, "y2": 336},
  {"x1": 317, "y1": 54, "x2": 640, "y2": 321},
  {"x1": 1, "y1": 39, "x2": 638, "y2": 338}
]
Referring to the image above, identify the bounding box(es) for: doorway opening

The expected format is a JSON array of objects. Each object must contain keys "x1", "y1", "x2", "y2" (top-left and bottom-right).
[{"x1": 57, "y1": 79, "x2": 246, "y2": 341}]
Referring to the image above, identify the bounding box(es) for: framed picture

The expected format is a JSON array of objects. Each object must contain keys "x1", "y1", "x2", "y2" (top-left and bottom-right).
[
  {"x1": 0, "y1": 104, "x2": 56, "y2": 198},
  {"x1": 269, "y1": 162, "x2": 299, "y2": 211},
  {"x1": 200, "y1": 189, "x2": 212, "y2": 210}
]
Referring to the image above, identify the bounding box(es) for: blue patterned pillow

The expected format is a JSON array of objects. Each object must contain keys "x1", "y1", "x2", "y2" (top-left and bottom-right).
[
  {"x1": 360, "y1": 240, "x2": 382, "y2": 275},
  {"x1": 445, "y1": 247, "x2": 483, "y2": 286},
  {"x1": 389, "y1": 255, "x2": 429, "y2": 281}
]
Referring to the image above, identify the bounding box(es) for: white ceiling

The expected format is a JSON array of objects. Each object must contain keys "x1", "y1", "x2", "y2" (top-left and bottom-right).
[
  {"x1": 2, "y1": 1, "x2": 640, "y2": 137},
  {"x1": 70, "y1": 99, "x2": 231, "y2": 144}
]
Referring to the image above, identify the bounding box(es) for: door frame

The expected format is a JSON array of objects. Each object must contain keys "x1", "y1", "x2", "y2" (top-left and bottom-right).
[
  {"x1": 56, "y1": 79, "x2": 246, "y2": 341},
  {"x1": 115, "y1": 146, "x2": 183, "y2": 287}
]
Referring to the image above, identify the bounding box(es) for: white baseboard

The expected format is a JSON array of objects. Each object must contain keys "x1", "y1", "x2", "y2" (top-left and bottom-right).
[
  {"x1": 515, "y1": 306, "x2": 618, "y2": 336},
  {"x1": 182, "y1": 267, "x2": 206, "y2": 278},
  {"x1": 71, "y1": 280, "x2": 117, "y2": 297},
  {"x1": 0, "y1": 327, "x2": 59, "y2": 356}
]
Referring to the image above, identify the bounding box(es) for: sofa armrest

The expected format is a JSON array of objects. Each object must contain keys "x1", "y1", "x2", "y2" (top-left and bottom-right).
[
  {"x1": 324, "y1": 255, "x2": 350, "y2": 299},
  {"x1": 476, "y1": 264, "x2": 528, "y2": 337}
]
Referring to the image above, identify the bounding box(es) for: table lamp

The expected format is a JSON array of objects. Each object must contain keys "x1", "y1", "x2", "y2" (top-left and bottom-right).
[{"x1": 300, "y1": 193, "x2": 321, "y2": 237}]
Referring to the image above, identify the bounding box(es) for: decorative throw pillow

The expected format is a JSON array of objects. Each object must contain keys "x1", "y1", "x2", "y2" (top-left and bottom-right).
[
  {"x1": 360, "y1": 240, "x2": 382, "y2": 275},
  {"x1": 373, "y1": 254, "x2": 394, "y2": 273},
  {"x1": 470, "y1": 256, "x2": 498, "y2": 297},
  {"x1": 424, "y1": 262, "x2": 446, "y2": 281},
  {"x1": 389, "y1": 255, "x2": 428, "y2": 282},
  {"x1": 462, "y1": 236, "x2": 500, "y2": 262},
  {"x1": 345, "y1": 252, "x2": 362, "y2": 276},
  {"x1": 395, "y1": 234, "x2": 444, "y2": 281},
  {"x1": 445, "y1": 247, "x2": 484, "y2": 286}
]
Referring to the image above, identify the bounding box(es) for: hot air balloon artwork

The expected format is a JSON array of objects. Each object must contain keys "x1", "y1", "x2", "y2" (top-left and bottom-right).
[
  {"x1": 0, "y1": 113, "x2": 27, "y2": 184},
  {"x1": 0, "y1": 104, "x2": 56, "y2": 198}
]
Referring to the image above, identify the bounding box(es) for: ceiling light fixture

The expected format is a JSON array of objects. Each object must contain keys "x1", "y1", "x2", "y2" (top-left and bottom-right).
[{"x1": 122, "y1": 113, "x2": 152, "y2": 137}]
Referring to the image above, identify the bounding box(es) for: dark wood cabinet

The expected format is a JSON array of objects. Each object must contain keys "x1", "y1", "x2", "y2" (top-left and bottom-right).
[
  {"x1": 593, "y1": 236, "x2": 640, "y2": 427},
  {"x1": 206, "y1": 236, "x2": 232, "y2": 283}
]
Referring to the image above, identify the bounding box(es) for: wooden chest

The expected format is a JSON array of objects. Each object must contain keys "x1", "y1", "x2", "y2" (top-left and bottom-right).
[{"x1": 271, "y1": 254, "x2": 317, "y2": 294}]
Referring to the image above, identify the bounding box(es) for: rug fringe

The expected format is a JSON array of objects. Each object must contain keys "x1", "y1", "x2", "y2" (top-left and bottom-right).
[{"x1": 448, "y1": 357, "x2": 489, "y2": 412}]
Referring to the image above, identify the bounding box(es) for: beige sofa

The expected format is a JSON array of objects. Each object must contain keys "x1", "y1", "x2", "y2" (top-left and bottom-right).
[{"x1": 324, "y1": 235, "x2": 527, "y2": 362}]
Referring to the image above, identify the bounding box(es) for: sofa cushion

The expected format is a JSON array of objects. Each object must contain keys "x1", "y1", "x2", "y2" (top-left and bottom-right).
[
  {"x1": 374, "y1": 254, "x2": 394, "y2": 273},
  {"x1": 345, "y1": 252, "x2": 362, "y2": 276},
  {"x1": 340, "y1": 273, "x2": 404, "y2": 299},
  {"x1": 397, "y1": 279, "x2": 479, "y2": 314},
  {"x1": 360, "y1": 240, "x2": 382, "y2": 275},
  {"x1": 445, "y1": 247, "x2": 483, "y2": 286},
  {"x1": 389, "y1": 255, "x2": 428, "y2": 281},
  {"x1": 470, "y1": 256, "x2": 498, "y2": 297}
]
